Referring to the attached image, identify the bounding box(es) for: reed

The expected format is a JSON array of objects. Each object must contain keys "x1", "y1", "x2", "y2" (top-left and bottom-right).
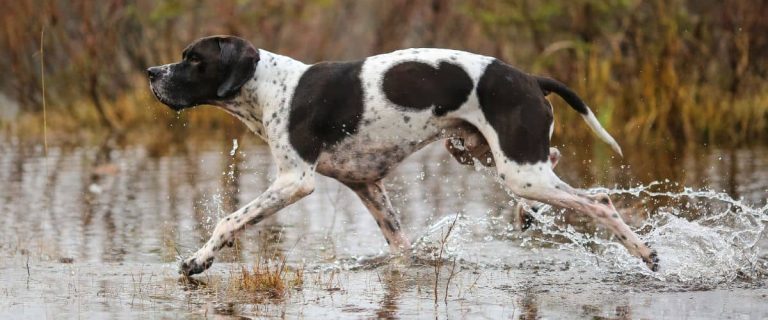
[
  {"x1": 1, "y1": 0, "x2": 765, "y2": 146},
  {"x1": 229, "y1": 258, "x2": 289, "y2": 300}
]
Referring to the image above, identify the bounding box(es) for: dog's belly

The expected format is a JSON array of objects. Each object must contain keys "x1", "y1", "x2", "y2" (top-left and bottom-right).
[
  {"x1": 315, "y1": 134, "x2": 434, "y2": 183},
  {"x1": 316, "y1": 144, "x2": 410, "y2": 183},
  {"x1": 315, "y1": 116, "x2": 473, "y2": 183},
  {"x1": 314, "y1": 121, "x2": 446, "y2": 182}
]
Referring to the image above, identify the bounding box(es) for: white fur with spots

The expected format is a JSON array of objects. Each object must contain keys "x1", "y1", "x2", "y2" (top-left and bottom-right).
[{"x1": 179, "y1": 48, "x2": 657, "y2": 276}]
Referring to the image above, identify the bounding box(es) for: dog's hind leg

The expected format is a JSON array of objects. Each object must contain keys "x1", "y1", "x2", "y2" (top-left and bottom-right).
[
  {"x1": 504, "y1": 167, "x2": 658, "y2": 270},
  {"x1": 514, "y1": 147, "x2": 560, "y2": 230},
  {"x1": 180, "y1": 168, "x2": 316, "y2": 276},
  {"x1": 345, "y1": 181, "x2": 412, "y2": 251},
  {"x1": 469, "y1": 121, "x2": 658, "y2": 271}
]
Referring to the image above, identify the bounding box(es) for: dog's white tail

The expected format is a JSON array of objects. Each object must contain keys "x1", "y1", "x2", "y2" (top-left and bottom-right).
[
  {"x1": 581, "y1": 109, "x2": 623, "y2": 157},
  {"x1": 535, "y1": 76, "x2": 623, "y2": 157}
]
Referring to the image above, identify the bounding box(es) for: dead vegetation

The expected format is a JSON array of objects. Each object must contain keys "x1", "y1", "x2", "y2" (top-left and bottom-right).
[
  {"x1": 1, "y1": 1, "x2": 766, "y2": 147},
  {"x1": 225, "y1": 256, "x2": 304, "y2": 302},
  {"x1": 433, "y1": 213, "x2": 460, "y2": 304}
]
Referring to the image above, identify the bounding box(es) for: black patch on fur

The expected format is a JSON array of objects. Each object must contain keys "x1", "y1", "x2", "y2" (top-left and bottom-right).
[
  {"x1": 382, "y1": 61, "x2": 473, "y2": 116},
  {"x1": 289, "y1": 61, "x2": 365, "y2": 163},
  {"x1": 476, "y1": 60, "x2": 551, "y2": 164},
  {"x1": 248, "y1": 215, "x2": 264, "y2": 225},
  {"x1": 385, "y1": 220, "x2": 398, "y2": 232}
]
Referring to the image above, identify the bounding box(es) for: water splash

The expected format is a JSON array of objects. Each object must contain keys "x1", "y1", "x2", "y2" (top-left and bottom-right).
[
  {"x1": 525, "y1": 182, "x2": 767, "y2": 285},
  {"x1": 411, "y1": 213, "x2": 471, "y2": 258},
  {"x1": 399, "y1": 180, "x2": 766, "y2": 286},
  {"x1": 197, "y1": 139, "x2": 243, "y2": 232},
  {"x1": 312, "y1": 213, "x2": 477, "y2": 272},
  {"x1": 229, "y1": 139, "x2": 239, "y2": 156}
]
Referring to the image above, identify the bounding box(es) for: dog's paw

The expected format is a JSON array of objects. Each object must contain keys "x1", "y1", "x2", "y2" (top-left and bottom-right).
[
  {"x1": 519, "y1": 210, "x2": 535, "y2": 231},
  {"x1": 642, "y1": 244, "x2": 660, "y2": 272},
  {"x1": 179, "y1": 256, "x2": 214, "y2": 277},
  {"x1": 513, "y1": 201, "x2": 539, "y2": 231}
]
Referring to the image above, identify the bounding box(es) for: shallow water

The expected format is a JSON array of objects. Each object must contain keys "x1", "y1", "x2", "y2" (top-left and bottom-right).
[{"x1": 1, "y1": 135, "x2": 766, "y2": 319}]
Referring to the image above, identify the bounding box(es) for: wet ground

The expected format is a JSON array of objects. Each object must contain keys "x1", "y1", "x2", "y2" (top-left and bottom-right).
[{"x1": 1, "y1": 134, "x2": 766, "y2": 319}]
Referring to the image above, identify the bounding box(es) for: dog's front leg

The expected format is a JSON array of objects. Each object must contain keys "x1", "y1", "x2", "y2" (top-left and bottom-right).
[{"x1": 180, "y1": 170, "x2": 315, "y2": 276}]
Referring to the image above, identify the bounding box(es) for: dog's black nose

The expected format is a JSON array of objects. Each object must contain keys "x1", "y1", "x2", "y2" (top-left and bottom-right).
[{"x1": 147, "y1": 67, "x2": 161, "y2": 80}]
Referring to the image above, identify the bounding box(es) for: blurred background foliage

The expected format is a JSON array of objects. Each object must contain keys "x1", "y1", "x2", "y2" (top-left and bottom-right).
[{"x1": 0, "y1": 0, "x2": 766, "y2": 147}]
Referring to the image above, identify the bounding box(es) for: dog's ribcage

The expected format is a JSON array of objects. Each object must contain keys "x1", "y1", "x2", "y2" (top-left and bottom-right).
[{"x1": 315, "y1": 49, "x2": 494, "y2": 182}]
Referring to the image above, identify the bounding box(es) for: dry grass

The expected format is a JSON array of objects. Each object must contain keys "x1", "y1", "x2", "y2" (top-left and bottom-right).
[
  {"x1": 226, "y1": 257, "x2": 304, "y2": 301},
  {"x1": 236, "y1": 263, "x2": 286, "y2": 299},
  {"x1": 2, "y1": 1, "x2": 766, "y2": 148},
  {"x1": 0, "y1": 83, "x2": 252, "y2": 152}
]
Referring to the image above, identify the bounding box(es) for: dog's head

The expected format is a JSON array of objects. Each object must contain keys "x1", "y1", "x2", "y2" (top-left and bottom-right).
[{"x1": 147, "y1": 35, "x2": 259, "y2": 110}]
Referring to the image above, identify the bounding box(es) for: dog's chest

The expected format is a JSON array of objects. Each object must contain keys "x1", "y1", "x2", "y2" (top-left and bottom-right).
[{"x1": 223, "y1": 101, "x2": 267, "y2": 139}]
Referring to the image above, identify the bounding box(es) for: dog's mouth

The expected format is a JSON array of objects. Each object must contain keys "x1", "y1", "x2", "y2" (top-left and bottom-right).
[
  {"x1": 148, "y1": 81, "x2": 188, "y2": 111},
  {"x1": 148, "y1": 82, "x2": 161, "y2": 101}
]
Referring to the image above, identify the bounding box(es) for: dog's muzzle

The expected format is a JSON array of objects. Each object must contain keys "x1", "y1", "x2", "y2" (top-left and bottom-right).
[{"x1": 147, "y1": 65, "x2": 184, "y2": 110}]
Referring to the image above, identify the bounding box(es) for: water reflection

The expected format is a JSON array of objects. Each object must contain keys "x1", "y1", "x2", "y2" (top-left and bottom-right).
[
  {"x1": 0, "y1": 136, "x2": 766, "y2": 319},
  {"x1": 375, "y1": 269, "x2": 404, "y2": 320}
]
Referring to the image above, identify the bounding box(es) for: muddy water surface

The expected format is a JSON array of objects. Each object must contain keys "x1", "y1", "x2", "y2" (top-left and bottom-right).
[{"x1": 1, "y1": 135, "x2": 766, "y2": 319}]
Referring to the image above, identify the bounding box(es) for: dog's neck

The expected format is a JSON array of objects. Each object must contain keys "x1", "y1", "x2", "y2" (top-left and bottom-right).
[{"x1": 221, "y1": 50, "x2": 309, "y2": 140}]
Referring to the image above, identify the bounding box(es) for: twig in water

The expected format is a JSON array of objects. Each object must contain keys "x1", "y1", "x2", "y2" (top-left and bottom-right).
[
  {"x1": 173, "y1": 245, "x2": 182, "y2": 260},
  {"x1": 40, "y1": 27, "x2": 48, "y2": 157},
  {"x1": 444, "y1": 257, "x2": 457, "y2": 304},
  {"x1": 434, "y1": 213, "x2": 460, "y2": 305},
  {"x1": 25, "y1": 255, "x2": 31, "y2": 288},
  {"x1": 40, "y1": 26, "x2": 51, "y2": 224}
]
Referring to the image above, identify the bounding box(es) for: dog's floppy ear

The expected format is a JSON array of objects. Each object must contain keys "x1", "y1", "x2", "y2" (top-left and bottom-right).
[{"x1": 217, "y1": 37, "x2": 259, "y2": 98}]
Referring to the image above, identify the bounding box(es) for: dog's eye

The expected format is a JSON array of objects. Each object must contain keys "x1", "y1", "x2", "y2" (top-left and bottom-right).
[{"x1": 187, "y1": 55, "x2": 201, "y2": 64}]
